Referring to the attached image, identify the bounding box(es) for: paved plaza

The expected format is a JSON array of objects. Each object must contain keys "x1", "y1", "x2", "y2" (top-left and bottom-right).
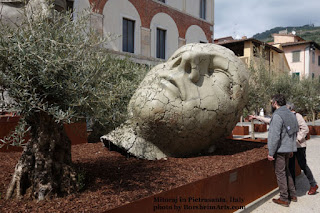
[{"x1": 237, "y1": 121, "x2": 320, "y2": 212}]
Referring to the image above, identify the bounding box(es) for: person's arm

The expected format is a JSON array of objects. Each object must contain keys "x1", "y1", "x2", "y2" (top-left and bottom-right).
[
  {"x1": 296, "y1": 113, "x2": 309, "y2": 142},
  {"x1": 249, "y1": 115, "x2": 271, "y2": 124},
  {"x1": 267, "y1": 114, "x2": 282, "y2": 157}
]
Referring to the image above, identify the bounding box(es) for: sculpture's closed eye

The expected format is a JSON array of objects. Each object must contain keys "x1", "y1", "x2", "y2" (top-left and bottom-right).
[{"x1": 170, "y1": 57, "x2": 182, "y2": 69}]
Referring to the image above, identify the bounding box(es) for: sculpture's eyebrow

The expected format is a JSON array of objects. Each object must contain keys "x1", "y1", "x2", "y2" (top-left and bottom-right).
[
  {"x1": 168, "y1": 50, "x2": 235, "y2": 79},
  {"x1": 168, "y1": 51, "x2": 184, "y2": 61},
  {"x1": 211, "y1": 55, "x2": 229, "y2": 73}
]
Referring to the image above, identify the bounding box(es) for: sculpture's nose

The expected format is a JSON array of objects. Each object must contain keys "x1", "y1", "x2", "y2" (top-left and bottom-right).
[
  {"x1": 162, "y1": 52, "x2": 200, "y2": 101},
  {"x1": 178, "y1": 52, "x2": 200, "y2": 83}
]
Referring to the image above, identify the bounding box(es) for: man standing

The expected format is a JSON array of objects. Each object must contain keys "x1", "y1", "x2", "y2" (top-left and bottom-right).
[
  {"x1": 268, "y1": 94, "x2": 299, "y2": 207},
  {"x1": 287, "y1": 103, "x2": 318, "y2": 195}
]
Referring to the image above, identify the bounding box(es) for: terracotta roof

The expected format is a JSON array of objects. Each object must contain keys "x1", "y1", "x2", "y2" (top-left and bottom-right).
[
  {"x1": 214, "y1": 36, "x2": 234, "y2": 43},
  {"x1": 281, "y1": 41, "x2": 320, "y2": 50},
  {"x1": 216, "y1": 38, "x2": 283, "y2": 53}
]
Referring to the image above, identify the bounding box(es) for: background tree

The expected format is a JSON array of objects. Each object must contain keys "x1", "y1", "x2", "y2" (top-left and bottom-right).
[
  {"x1": 269, "y1": 71, "x2": 295, "y2": 101},
  {"x1": 0, "y1": 8, "x2": 146, "y2": 200},
  {"x1": 247, "y1": 63, "x2": 274, "y2": 115},
  {"x1": 293, "y1": 77, "x2": 320, "y2": 125},
  {"x1": 245, "y1": 57, "x2": 273, "y2": 138}
]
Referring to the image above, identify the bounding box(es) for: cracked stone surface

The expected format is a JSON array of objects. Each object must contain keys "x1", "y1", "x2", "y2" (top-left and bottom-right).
[
  {"x1": 0, "y1": 0, "x2": 67, "y2": 26},
  {"x1": 101, "y1": 43, "x2": 249, "y2": 160}
]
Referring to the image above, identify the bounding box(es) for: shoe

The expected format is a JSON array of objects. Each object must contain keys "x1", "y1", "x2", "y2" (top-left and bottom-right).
[
  {"x1": 290, "y1": 196, "x2": 297, "y2": 202},
  {"x1": 308, "y1": 185, "x2": 318, "y2": 195},
  {"x1": 272, "y1": 198, "x2": 289, "y2": 207}
]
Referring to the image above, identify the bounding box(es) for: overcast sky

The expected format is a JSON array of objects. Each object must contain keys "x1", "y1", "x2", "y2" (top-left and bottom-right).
[{"x1": 214, "y1": 0, "x2": 320, "y2": 39}]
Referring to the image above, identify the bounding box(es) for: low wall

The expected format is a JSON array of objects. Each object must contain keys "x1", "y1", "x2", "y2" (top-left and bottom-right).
[
  {"x1": 308, "y1": 126, "x2": 320, "y2": 135},
  {"x1": 0, "y1": 116, "x2": 87, "y2": 152},
  {"x1": 232, "y1": 126, "x2": 249, "y2": 135},
  {"x1": 254, "y1": 124, "x2": 267, "y2": 132},
  {"x1": 106, "y1": 158, "x2": 278, "y2": 213}
]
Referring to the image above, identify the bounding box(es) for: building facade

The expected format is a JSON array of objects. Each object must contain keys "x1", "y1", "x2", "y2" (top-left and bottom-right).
[
  {"x1": 74, "y1": 0, "x2": 214, "y2": 63},
  {"x1": 272, "y1": 33, "x2": 320, "y2": 80},
  {"x1": 215, "y1": 37, "x2": 290, "y2": 74}
]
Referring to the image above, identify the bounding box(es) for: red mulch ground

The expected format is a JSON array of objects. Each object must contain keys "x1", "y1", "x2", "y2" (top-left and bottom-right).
[{"x1": 0, "y1": 140, "x2": 268, "y2": 213}]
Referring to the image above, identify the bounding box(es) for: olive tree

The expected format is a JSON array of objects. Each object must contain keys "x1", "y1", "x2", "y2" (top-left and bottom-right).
[
  {"x1": 247, "y1": 64, "x2": 274, "y2": 114},
  {"x1": 270, "y1": 71, "x2": 295, "y2": 101},
  {"x1": 293, "y1": 77, "x2": 320, "y2": 125},
  {"x1": 245, "y1": 59, "x2": 273, "y2": 138},
  {"x1": 271, "y1": 74, "x2": 320, "y2": 125},
  {"x1": 0, "y1": 8, "x2": 146, "y2": 200}
]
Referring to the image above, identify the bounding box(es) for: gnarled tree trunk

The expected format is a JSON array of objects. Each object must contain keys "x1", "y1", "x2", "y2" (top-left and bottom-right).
[{"x1": 6, "y1": 112, "x2": 78, "y2": 200}]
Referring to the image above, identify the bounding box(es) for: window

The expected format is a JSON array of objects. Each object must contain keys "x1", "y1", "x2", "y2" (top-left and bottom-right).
[
  {"x1": 262, "y1": 48, "x2": 270, "y2": 61},
  {"x1": 158, "y1": 0, "x2": 165, "y2": 3},
  {"x1": 200, "y1": 41, "x2": 207, "y2": 43},
  {"x1": 253, "y1": 44, "x2": 260, "y2": 57},
  {"x1": 292, "y1": 51, "x2": 300, "y2": 62},
  {"x1": 156, "y1": 28, "x2": 166, "y2": 59},
  {"x1": 122, "y1": 18, "x2": 135, "y2": 53},
  {"x1": 318, "y1": 56, "x2": 320, "y2": 66},
  {"x1": 312, "y1": 51, "x2": 315, "y2": 63},
  {"x1": 200, "y1": 0, "x2": 206, "y2": 19},
  {"x1": 292, "y1": 72, "x2": 300, "y2": 80},
  {"x1": 312, "y1": 73, "x2": 315, "y2": 79},
  {"x1": 223, "y1": 42, "x2": 244, "y2": 56}
]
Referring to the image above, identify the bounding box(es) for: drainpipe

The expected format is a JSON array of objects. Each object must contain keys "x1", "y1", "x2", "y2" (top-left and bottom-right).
[
  {"x1": 305, "y1": 45, "x2": 310, "y2": 78},
  {"x1": 269, "y1": 50, "x2": 271, "y2": 75}
]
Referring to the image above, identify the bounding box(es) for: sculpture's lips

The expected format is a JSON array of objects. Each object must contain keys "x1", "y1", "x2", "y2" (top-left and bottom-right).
[{"x1": 160, "y1": 77, "x2": 180, "y2": 96}]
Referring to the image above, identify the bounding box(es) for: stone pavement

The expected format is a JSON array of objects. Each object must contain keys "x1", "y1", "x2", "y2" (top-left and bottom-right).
[
  {"x1": 235, "y1": 121, "x2": 320, "y2": 212},
  {"x1": 251, "y1": 135, "x2": 320, "y2": 213}
]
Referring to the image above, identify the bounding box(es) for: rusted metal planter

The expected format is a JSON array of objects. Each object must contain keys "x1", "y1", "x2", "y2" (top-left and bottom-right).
[
  {"x1": 105, "y1": 154, "x2": 303, "y2": 213},
  {"x1": 232, "y1": 126, "x2": 249, "y2": 135},
  {"x1": 0, "y1": 115, "x2": 87, "y2": 152},
  {"x1": 106, "y1": 158, "x2": 278, "y2": 213},
  {"x1": 254, "y1": 124, "x2": 267, "y2": 132},
  {"x1": 0, "y1": 116, "x2": 28, "y2": 152},
  {"x1": 63, "y1": 122, "x2": 88, "y2": 145},
  {"x1": 0, "y1": 116, "x2": 21, "y2": 137},
  {"x1": 308, "y1": 125, "x2": 320, "y2": 135}
]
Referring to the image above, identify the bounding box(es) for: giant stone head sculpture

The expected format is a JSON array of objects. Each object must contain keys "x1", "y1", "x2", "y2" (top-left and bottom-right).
[{"x1": 101, "y1": 43, "x2": 249, "y2": 160}]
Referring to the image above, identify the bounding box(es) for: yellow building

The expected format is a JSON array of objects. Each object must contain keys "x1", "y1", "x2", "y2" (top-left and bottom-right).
[{"x1": 215, "y1": 37, "x2": 290, "y2": 74}]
